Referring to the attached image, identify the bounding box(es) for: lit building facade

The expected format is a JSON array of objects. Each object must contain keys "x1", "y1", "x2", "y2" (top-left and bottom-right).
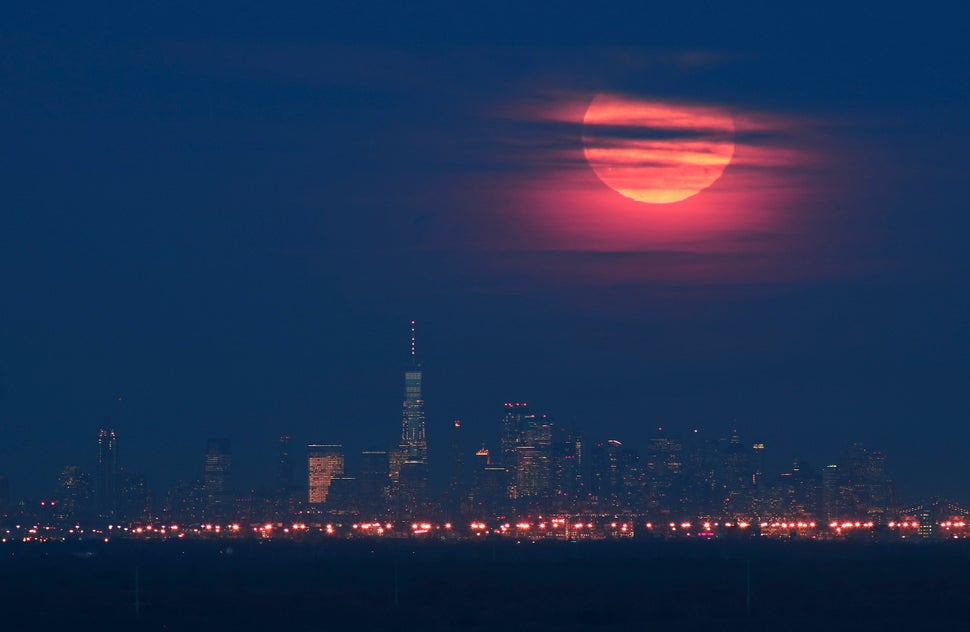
[
  {"x1": 401, "y1": 321, "x2": 427, "y2": 463},
  {"x1": 307, "y1": 444, "x2": 344, "y2": 505}
]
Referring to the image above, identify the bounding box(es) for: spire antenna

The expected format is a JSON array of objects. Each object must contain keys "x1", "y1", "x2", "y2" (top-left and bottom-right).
[{"x1": 410, "y1": 320, "x2": 416, "y2": 358}]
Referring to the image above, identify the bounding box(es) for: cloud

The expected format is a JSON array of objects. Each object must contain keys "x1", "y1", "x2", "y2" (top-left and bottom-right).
[{"x1": 439, "y1": 87, "x2": 849, "y2": 288}]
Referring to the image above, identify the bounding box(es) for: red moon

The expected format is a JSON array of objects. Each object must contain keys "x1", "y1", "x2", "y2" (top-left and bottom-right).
[{"x1": 582, "y1": 94, "x2": 736, "y2": 204}]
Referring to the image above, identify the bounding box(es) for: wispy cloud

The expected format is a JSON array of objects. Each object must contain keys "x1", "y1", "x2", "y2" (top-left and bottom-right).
[{"x1": 432, "y1": 85, "x2": 860, "y2": 288}]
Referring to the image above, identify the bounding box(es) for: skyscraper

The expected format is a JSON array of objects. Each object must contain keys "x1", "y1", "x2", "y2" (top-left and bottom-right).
[
  {"x1": 444, "y1": 419, "x2": 465, "y2": 516},
  {"x1": 326, "y1": 477, "x2": 359, "y2": 515},
  {"x1": 119, "y1": 469, "x2": 151, "y2": 523},
  {"x1": 500, "y1": 402, "x2": 533, "y2": 471},
  {"x1": 203, "y1": 438, "x2": 233, "y2": 521},
  {"x1": 644, "y1": 430, "x2": 683, "y2": 516},
  {"x1": 518, "y1": 413, "x2": 552, "y2": 500},
  {"x1": 95, "y1": 426, "x2": 118, "y2": 521},
  {"x1": 277, "y1": 435, "x2": 294, "y2": 495},
  {"x1": 57, "y1": 465, "x2": 93, "y2": 523},
  {"x1": 307, "y1": 444, "x2": 344, "y2": 505},
  {"x1": 273, "y1": 435, "x2": 300, "y2": 515},
  {"x1": 359, "y1": 450, "x2": 390, "y2": 517},
  {"x1": 397, "y1": 459, "x2": 429, "y2": 518},
  {"x1": 552, "y1": 425, "x2": 582, "y2": 508},
  {"x1": 499, "y1": 402, "x2": 533, "y2": 499},
  {"x1": 400, "y1": 321, "x2": 427, "y2": 463}
]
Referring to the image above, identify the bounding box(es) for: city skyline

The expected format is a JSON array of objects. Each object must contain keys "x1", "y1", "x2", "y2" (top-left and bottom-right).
[
  {"x1": 0, "y1": 322, "x2": 955, "y2": 519},
  {"x1": 1, "y1": 3, "x2": 967, "y2": 629},
  {"x1": 3, "y1": 317, "x2": 965, "y2": 505},
  {"x1": 1, "y1": 1, "x2": 967, "y2": 533}
]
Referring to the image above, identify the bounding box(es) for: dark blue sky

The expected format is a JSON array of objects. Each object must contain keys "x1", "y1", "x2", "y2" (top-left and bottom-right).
[{"x1": 2, "y1": 2, "x2": 967, "y2": 501}]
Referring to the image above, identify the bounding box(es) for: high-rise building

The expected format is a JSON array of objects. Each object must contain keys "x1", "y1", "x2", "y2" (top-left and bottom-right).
[
  {"x1": 307, "y1": 444, "x2": 344, "y2": 505},
  {"x1": 644, "y1": 430, "x2": 683, "y2": 516},
  {"x1": 862, "y1": 450, "x2": 893, "y2": 516},
  {"x1": 95, "y1": 426, "x2": 118, "y2": 521},
  {"x1": 359, "y1": 450, "x2": 390, "y2": 518},
  {"x1": 56, "y1": 465, "x2": 93, "y2": 523},
  {"x1": 552, "y1": 426, "x2": 582, "y2": 509},
  {"x1": 119, "y1": 468, "x2": 151, "y2": 522},
  {"x1": 400, "y1": 321, "x2": 427, "y2": 462},
  {"x1": 515, "y1": 445, "x2": 541, "y2": 498},
  {"x1": 388, "y1": 446, "x2": 408, "y2": 486},
  {"x1": 767, "y1": 459, "x2": 820, "y2": 518},
  {"x1": 397, "y1": 459, "x2": 429, "y2": 518},
  {"x1": 721, "y1": 431, "x2": 753, "y2": 515},
  {"x1": 840, "y1": 442, "x2": 893, "y2": 518},
  {"x1": 617, "y1": 446, "x2": 644, "y2": 513},
  {"x1": 750, "y1": 442, "x2": 768, "y2": 513},
  {"x1": 473, "y1": 466, "x2": 509, "y2": 518},
  {"x1": 326, "y1": 477, "x2": 359, "y2": 515},
  {"x1": 587, "y1": 439, "x2": 623, "y2": 507},
  {"x1": 517, "y1": 414, "x2": 552, "y2": 500},
  {"x1": 203, "y1": 438, "x2": 233, "y2": 520},
  {"x1": 499, "y1": 402, "x2": 536, "y2": 500},
  {"x1": 500, "y1": 403, "x2": 533, "y2": 472},
  {"x1": 446, "y1": 419, "x2": 465, "y2": 514},
  {"x1": 165, "y1": 479, "x2": 205, "y2": 525},
  {"x1": 277, "y1": 435, "x2": 295, "y2": 496},
  {"x1": 821, "y1": 463, "x2": 842, "y2": 521},
  {"x1": 683, "y1": 430, "x2": 719, "y2": 516},
  {"x1": 275, "y1": 435, "x2": 299, "y2": 517}
]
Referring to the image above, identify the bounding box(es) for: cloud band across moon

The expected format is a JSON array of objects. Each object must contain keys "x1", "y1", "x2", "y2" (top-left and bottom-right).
[
  {"x1": 582, "y1": 94, "x2": 736, "y2": 204},
  {"x1": 450, "y1": 89, "x2": 844, "y2": 285}
]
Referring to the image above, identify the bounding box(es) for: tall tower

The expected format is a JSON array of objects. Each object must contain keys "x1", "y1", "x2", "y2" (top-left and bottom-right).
[
  {"x1": 203, "y1": 438, "x2": 233, "y2": 521},
  {"x1": 95, "y1": 426, "x2": 118, "y2": 521},
  {"x1": 277, "y1": 435, "x2": 294, "y2": 497},
  {"x1": 499, "y1": 402, "x2": 534, "y2": 500},
  {"x1": 443, "y1": 419, "x2": 465, "y2": 517},
  {"x1": 275, "y1": 435, "x2": 296, "y2": 517},
  {"x1": 400, "y1": 321, "x2": 427, "y2": 462},
  {"x1": 448, "y1": 419, "x2": 464, "y2": 497}
]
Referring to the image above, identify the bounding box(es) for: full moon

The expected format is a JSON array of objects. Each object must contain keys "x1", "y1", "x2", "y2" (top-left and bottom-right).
[{"x1": 582, "y1": 94, "x2": 736, "y2": 204}]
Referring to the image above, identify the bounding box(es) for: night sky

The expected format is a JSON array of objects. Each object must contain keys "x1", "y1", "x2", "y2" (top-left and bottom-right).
[{"x1": 2, "y1": 3, "x2": 967, "y2": 502}]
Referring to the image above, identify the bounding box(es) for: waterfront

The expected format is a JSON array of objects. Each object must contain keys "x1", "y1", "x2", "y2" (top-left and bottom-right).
[{"x1": 2, "y1": 540, "x2": 968, "y2": 630}]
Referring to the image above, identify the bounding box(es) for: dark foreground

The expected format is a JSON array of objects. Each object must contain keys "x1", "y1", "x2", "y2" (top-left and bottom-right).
[{"x1": 2, "y1": 539, "x2": 969, "y2": 630}]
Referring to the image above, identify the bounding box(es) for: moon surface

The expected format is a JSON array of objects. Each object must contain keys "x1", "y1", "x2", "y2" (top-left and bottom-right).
[{"x1": 582, "y1": 94, "x2": 736, "y2": 204}]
